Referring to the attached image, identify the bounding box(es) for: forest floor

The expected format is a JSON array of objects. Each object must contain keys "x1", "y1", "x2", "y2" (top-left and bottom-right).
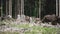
[{"x1": 0, "y1": 19, "x2": 60, "y2": 34}]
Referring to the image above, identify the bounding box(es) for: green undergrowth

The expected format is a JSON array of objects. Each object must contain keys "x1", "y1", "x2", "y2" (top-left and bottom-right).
[
  {"x1": 7, "y1": 23, "x2": 60, "y2": 34},
  {"x1": 0, "y1": 20, "x2": 60, "y2": 34},
  {"x1": 0, "y1": 31, "x2": 20, "y2": 34},
  {"x1": 24, "y1": 26, "x2": 60, "y2": 34}
]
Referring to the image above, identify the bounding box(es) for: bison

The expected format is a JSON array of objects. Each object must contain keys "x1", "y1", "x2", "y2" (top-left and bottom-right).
[
  {"x1": 0, "y1": 15, "x2": 12, "y2": 21},
  {"x1": 25, "y1": 16, "x2": 30, "y2": 22},
  {"x1": 0, "y1": 16, "x2": 6, "y2": 21},
  {"x1": 56, "y1": 16, "x2": 60, "y2": 24},
  {"x1": 35, "y1": 18, "x2": 41, "y2": 23},
  {"x1": 42, "y1": 14, "x2": 60, "y2": 25}
]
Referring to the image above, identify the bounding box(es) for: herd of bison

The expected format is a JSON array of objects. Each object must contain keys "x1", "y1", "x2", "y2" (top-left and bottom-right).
[{"x1": 0, "y1": 14, "x2": 60, "y2": 25}]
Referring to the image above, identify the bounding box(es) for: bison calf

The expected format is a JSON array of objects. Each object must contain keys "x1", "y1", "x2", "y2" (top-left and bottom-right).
[
  {"x1": 35, "y1": 18, "x2": 42, "y2": 24},
  {"x1": 25, "y1": 16, "x2": 30, "y2": 22}
]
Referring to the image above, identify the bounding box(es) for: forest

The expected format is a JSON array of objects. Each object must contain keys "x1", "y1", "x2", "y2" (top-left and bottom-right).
[
  {"x1": 0, "y1": 0, "x2": 56, "y2": 19},
  {"x1": 0, "y1": 0, "x2": 60, "y2": 34}
]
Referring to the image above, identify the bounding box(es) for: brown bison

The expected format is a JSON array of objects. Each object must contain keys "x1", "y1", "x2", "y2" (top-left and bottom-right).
[
  {"x1": 35, "y1": 18, "x2": 42, "y2": 24},
  {"x1": 0, "y1": 16, "x2": 6, "y2": 21},
  {"x1": 0, "y1": 15, "x2": 12, "y2": 21},
  {"x1": 56, "y1": 16, "x2": 60, "y2": 24},
  {"x1": 25, "y1": 16, "x2": 30, "y2": 22},
  {"x1": 42, "y1": 14, "x2": 60, "y2": 25}
]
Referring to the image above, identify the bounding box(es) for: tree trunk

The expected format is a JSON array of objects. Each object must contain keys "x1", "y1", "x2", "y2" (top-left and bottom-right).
[
  {"x1": 56, "y1": 0, "x2": 59, "y2": 16},
  {"x1": 39, "y1": 0, "x2": 41, "y2": 18},
  {"x1": 6, "y1": 0, "x2": 9, "y2": 16},
  {"x1": 59, "y1": 0, "x2": 60, "y2": 17},
  {"x1": 9, "y1": 0, "x2": 12, "y2": 17},
  {"x1": 17, "y1": 0, "x2": 21, "y2": 15},
  {"x1": 21, "y1": 0, "x2": 24, "y2": 15},
  {"x1": 1, "y1": 0, "x2": 3, "y2": 17}
]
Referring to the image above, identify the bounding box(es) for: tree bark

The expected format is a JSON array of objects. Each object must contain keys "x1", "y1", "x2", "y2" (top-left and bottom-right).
[
  {"x1": 39, "y1": 0, "x2": 41, "y2": 18},
  {"x1": 6, "y1": 0, "x2": 9, "y2": 16},
  {"x1": 59, "y1": 0, "x2": 60, "y2": 17},
  {"x1": 56, "y1": 0, "x2": 59, "y2": 16},
  {"x1": 9, "y1": 0, "x2": 12, "y2": 17},
  {"x1": 21, "y1": 0, "x2": 24, "y2": 15},
  {"x1": 17, "y1": 0, "x2": 21, "y2": 15},
  {"x1": 1, "y1": 0, "x2": 3, "y2": 17}
]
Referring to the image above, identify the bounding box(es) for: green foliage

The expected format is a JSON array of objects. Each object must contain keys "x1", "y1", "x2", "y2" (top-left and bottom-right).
[
  {"x1": 0, "y1": 20, "x2": 60, "y2": 34},
  {"x1": 24, "y1": 26, "x2": 59, "y2": 34},
  {"x1": 10, "y1": 23, "x2": 30, "y2": 28},
  {"x1": 6, "y1": 22, "x2": 60, "y2": 34},
  {"x1": 0, "y1": 31, "x2": 19, "y2": 34}
]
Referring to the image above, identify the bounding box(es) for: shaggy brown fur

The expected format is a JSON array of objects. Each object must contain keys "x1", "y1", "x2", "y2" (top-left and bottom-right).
[{"x1": 42, "y1": 14, "x2": 60, "y2": 25}]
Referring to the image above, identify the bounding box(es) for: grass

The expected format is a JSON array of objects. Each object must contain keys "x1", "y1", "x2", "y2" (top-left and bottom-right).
[
  {"x1": 0, "y1": 20, "x2": 60, "y2": 34},
  {"x1": 0, "y1": 31, "x2": 20, "y2": 34},
  {"x1": 0, "y1": 32, "x2": 19, "y2": 34},
  {"x1": 8, "y1": 23, "x2": 60, "y2": 34},
  {"x1": 24, "y1": 26, "x2": 60, "y2": 34}
]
